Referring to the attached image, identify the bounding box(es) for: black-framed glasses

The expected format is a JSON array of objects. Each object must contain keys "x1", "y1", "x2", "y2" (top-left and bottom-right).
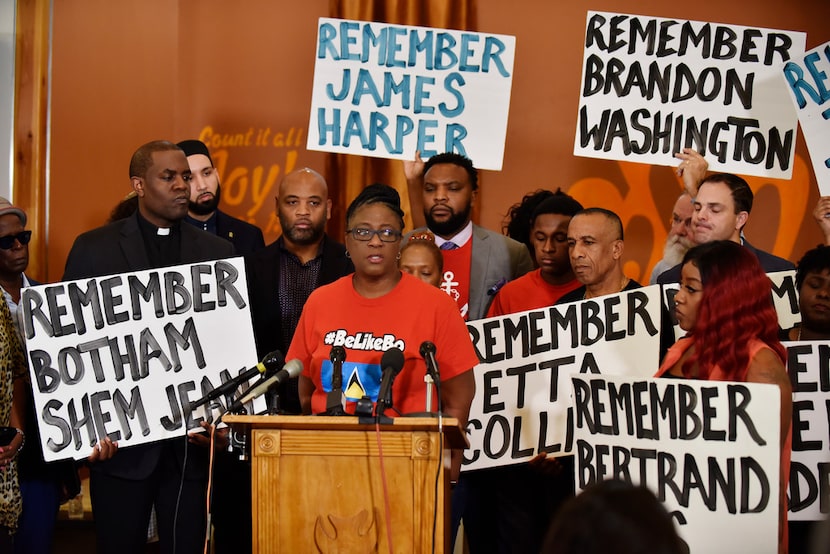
[
  {"x1": 0, "y1": 231, "x2": 32, "y2": 250},
  {"x1": 346, "y1": 228, "x2": 402, "y2": 242}
]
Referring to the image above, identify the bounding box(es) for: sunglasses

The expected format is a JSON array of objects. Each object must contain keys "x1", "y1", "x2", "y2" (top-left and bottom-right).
[{"x1": 0, "y1": 230, "x2": 32, "y2": 250}]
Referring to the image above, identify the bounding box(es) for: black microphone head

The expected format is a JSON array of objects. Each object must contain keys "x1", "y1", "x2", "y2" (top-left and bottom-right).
[
  {"x1": 380, "y1": 347, "x2": 405, "y2": 376},
  {"x1": 330, "y1": 345, "x2": 346, "y2": 364},
  {"x1": 419, "y1": 341, "x2": 436, "y2": 358},
  {"x1": 260, "y1": 350, "x2": 285, "y2": 374}
]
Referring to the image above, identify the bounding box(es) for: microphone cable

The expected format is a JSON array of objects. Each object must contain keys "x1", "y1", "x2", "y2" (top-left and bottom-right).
[
  {"x1": 430, "y1": 379, "x2": 444, "y2": 554},
  {"x1": 202, "y1": 425, "x2": 217, "y2": 554},
  {"x1": 375, "y1": 420, "x2": 394, "y2": 554},
  {"x1": 173, "y1": 431, "x2": 190, "y2": 554}
]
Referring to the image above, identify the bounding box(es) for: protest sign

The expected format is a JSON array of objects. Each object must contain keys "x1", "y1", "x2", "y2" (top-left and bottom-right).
[
  {"x1": 20, "y1": 258, "x2": 261, "y2": 461},
  {"x1": 462, "y1": 285, "x2": 663, "y2": 472},
  {"x1": 307, "y1": 18, "x2": 516, "y2": 170},
  {"x1": 573, "y1": 373, "x2": 781, "y2": 554},
  {"x1": 662, "y1": 270, "x2": 799, "y2": 341},
  {"x1": 575, "y1": 11, "x2": 806, "y2": 178},
  {"x1": 785, "y1": 341, "x2": 830, "y2": 521},
  {"x1": 782, "y1": 40, "x2": 830, "y2": 195}
]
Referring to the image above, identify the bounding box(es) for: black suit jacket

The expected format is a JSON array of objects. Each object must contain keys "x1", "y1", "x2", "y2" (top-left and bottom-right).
[
  {"x1": 656, "y1": 240, "x2": 794, "y2": 284},
  {"x1": 62, "y1": 212, "x2": 235, "y2": 481},
  {"x1": 245, "y1": 236, "x2": 353, "y2": 413},
  {"x1": 214, "y1": 210, "x2": 265, "y2": 255}
]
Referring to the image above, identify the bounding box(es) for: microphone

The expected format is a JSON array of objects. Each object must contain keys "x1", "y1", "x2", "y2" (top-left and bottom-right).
[
  {"x1": 325, "y1": 346, "x2": 347, "y2": 416},
  {"x1": 420, "y1": 341, "x2": 440, "y2": 413},
  {"x1": 225, "y1": 359, "x2": 303, "y2": 414},
  {"x1": 419, "y1": 341, "x2": 440, "y2": 383},
  {"x1": 376, "y1": 348, "x2": 405, "y2": 417},
  {"x1": 190, "y1": 350, "x2": 284, "y2": 410}
]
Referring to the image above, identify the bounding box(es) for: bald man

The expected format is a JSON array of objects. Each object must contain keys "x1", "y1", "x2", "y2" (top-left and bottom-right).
[
  {"x1": 559, "y1": 208, "x2": 641, "y2": 302},
  {"x1": 212, "y1": 169, "x2": 354, "y2": 554},
  {"x1": 245, "y1": 168, "x2": 354, "y2": 412}
]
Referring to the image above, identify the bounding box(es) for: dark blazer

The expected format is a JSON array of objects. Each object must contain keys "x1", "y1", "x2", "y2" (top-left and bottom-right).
[
  {"x1": 62, "y1": 212, "x2": 235, "y2": 481},
  {"x1": 656, "y1": 240, "x2": 794, "y2": 284},
  {"x1": 214, "y1": 210, "x2": 265, "y2": 255},
  {"x1": 245, "y1": 235, "x2": 353, "y2": 358}
]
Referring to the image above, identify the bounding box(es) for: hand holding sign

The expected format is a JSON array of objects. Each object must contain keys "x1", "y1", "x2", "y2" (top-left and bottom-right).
[
  {"x1": 674, "y1": 148, "x2": 708, "y2": 198},
  {"x1": 88, "y1": 437, "x2": 117, "y2": 463}
]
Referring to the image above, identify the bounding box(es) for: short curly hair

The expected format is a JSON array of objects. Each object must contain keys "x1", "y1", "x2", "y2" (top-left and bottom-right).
[{"x1": 423, "y1": 152, "x2": 478, "y2": 191}]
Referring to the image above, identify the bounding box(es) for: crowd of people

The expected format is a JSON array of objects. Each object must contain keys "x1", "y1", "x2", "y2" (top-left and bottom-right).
[{"x1": 0, "y1": 138, "x2": 826, "y2": 554}]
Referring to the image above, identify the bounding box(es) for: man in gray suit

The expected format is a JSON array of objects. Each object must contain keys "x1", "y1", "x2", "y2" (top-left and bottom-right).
[
  {"x1": 63, "y1": 140, "x2": 235, "y2": 554},
  {"x1": 411, "y1": 152, "x2": 533, "y2": 320},
  {"x1": 407, "y1": 152, "x2": 532, "y2": 551}
]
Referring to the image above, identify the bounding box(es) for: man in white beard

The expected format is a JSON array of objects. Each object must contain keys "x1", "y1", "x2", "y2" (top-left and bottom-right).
[
  {"x1": 649, "y1": 148, "x2": 708, "y2": 284},
  {"x1": 649, "y1": 192, "x2": 696, "y2": 283}
]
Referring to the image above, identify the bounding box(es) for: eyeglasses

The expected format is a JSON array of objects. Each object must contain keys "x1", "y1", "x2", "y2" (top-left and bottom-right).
[
  {"x1": 346, "y1": 228, "x2": 402, "y2": 242},
  {"x1": 0, "y1": 231, "x2": 32, "y2": 250}
]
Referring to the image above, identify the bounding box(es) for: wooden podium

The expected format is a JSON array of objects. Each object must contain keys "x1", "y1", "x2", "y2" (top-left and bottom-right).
[{"x1": 223, "y1": 415, "x2": 465, "y2": 553}]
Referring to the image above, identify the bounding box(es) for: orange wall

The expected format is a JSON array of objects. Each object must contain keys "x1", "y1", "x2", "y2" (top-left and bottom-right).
[{"x1": 46, "y1": 0, "x2": 830, "y2": 283}]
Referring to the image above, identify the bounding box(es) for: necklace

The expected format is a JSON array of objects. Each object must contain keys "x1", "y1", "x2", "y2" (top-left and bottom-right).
[{"x1": 584, "y1": 276, "x2": 629, "y2": 300}]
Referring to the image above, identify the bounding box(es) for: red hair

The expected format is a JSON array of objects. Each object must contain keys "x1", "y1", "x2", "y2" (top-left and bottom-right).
[{"x1": 681, "y1": 241, "x2": 785, "y2": 380}]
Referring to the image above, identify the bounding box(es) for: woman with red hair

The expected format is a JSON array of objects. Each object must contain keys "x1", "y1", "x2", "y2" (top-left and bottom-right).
[{"x1": 656, "y1": 240, "x2": 792, "y2": 554}]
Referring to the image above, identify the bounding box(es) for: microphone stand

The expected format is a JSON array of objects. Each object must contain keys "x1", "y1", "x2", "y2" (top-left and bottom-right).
[
  {"x1": 266, "y1": 391, "x2": 281, "y2": 415},
  {"x1": 424, "y1": 374, "x2": 435, "y2": 413}
]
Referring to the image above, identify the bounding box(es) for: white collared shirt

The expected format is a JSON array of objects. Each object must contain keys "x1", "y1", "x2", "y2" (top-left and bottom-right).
[{"x1": 433, "y1": 221, "x2": 473, "y2": 249}]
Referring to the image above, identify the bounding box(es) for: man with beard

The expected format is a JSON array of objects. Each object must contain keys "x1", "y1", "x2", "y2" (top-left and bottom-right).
[
  {"x1": 406, "y1": 152, "x2": 532, "y2": 552},
  {"x1": 245, "y1": 168, "x2": 353, "y2": 413},
  {"x1": 649, "y1": 148, "x2": 708, "y2": 284},
  {"x1": 211, "y1": 168, "x2": 352, "y2": 554},
  {"x1": 649, "y1": 192, "x2": 696, "y2": 284},
  {"x1": 408, "y1": 152, "x2": 533, "y2": 320},
  {"x1": 177, "y1": 139, "x2": 265, "y2": 254}
]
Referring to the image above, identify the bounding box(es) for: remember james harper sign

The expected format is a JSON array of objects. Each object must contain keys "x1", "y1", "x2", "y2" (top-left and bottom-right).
[
  {"x1": 20, "y1": 258, "x2": 260, "y2": 461},
  {"x1": 307, "y1": 18, "x2": 516, "y2": 170}
]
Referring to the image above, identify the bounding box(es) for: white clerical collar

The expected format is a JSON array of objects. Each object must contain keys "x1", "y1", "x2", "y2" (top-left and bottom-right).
[
  {"x1": 433, "y1": 221, "x2": 473, "y2": 249},
  {"x1": 157, "y1": 227, "x2": 171, "y2": 236}
]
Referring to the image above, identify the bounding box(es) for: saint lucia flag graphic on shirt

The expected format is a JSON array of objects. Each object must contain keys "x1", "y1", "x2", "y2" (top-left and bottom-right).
[{"x1": 321, "y1": 360, "x2": 382, "y2": 401}]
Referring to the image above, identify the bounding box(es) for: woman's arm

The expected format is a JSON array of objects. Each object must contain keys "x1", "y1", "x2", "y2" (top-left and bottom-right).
[
  {"x1": 745, "y1": 348, "x2": 791, "y2": 448},
  {"x1": 298, "y1": 375, "x2": 316, "y2": 415},
  {"x1": 745, "y1": 347, "x2": 791, "y2": 554},
  {"x1": 440, "y1": 370, "x2": 475, "y2": 481}
]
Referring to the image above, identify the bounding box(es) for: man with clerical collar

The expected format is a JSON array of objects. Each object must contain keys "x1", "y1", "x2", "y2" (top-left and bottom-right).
[
  {"x1": 177, "y1": 139, "x2": 265, "y2": 255},
  {"x1": 410, "y1": 152, "x2": 533, "y2": 321},
  {"x1": 62, "y1": 140, "x2": 235, "y2": 554}
]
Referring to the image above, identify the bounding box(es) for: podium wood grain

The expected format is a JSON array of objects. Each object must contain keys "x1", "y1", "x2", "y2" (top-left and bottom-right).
[{"x1": 223, "y1": 415, "x2": 463, "y2": 553}]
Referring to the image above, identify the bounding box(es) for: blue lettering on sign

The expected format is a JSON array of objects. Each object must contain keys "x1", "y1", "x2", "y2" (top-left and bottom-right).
[{"x1": 782, "y1": 46, "x2": 830, "y2": 109}]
